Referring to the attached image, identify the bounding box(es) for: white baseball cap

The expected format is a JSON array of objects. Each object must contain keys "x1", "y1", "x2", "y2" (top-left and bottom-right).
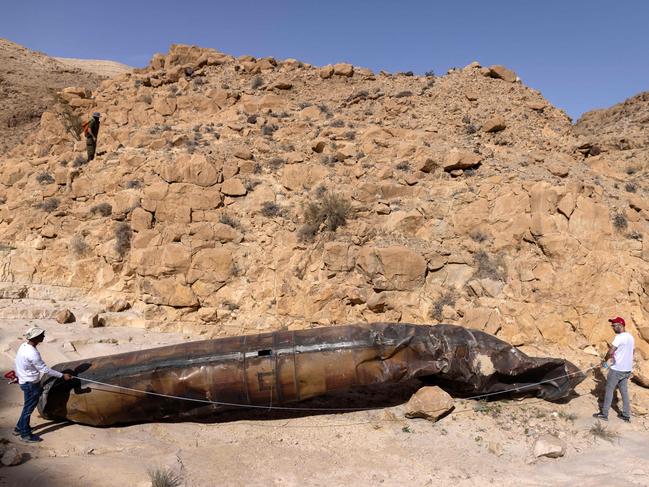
[{"x1": 25, "y1": 327, "x2": 45, "y2": 340}]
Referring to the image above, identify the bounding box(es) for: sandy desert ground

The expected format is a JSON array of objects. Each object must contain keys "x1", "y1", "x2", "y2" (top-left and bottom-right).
[{"x1": 1, "y1": 312, "x2": 648, "y2": 487}]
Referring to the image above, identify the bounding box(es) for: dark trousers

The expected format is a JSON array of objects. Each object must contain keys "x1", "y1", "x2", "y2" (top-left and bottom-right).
[
  {"x1": 16, "y1": 382, "x2": 42, "y2": 437},
  {"x1": 86, "y1": 140, "x2": 96, "y2": 161}
]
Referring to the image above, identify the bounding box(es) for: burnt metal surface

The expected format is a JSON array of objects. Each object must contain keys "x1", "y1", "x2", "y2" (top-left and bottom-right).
[{"x1": 38, "y1": 323, "x2": 584, "y2": 426}]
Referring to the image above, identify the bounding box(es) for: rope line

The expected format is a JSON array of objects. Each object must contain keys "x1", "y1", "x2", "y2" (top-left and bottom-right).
[{"x1": 70, "y1": 363, "x2": 599, "y2": 412}]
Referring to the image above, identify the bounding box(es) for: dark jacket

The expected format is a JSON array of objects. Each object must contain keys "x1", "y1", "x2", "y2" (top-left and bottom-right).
[{"x1": 86, "y1": 118, "x2": 100, "y2": 142}]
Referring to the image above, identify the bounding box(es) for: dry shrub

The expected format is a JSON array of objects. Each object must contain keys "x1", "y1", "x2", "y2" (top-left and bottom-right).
[
  {"x1": 251, "y1": 76, "x2": 263, "y2": 89},
  {"x1": 219, "y1": 213, "x2": 240, "y2": 229},
  {"x1": 469, "y1": 230, "x2": 489, "y2": 243},
  {"x1": 261, "y1": 124, "x2": 277, "y2": 136},
  {"x1": 612, "y1": 213, "x2": 628, "y2": 231},
  {"x1": 261, "y1": 201, "x2": 281, "y2": 217},
  {"x1": 267, "y1": 157, "x2": 285, "y2": 170},
  {"x1": 298, "y1": 191, "x2": 352, "y2": 241},
  {"x1": 90, "y1": 202, "x2": 112, "y2": 217},
  {"x1": 126, "y1": 179, "x2": 142, "y2": 189},
  {"x1": 36, "y1": 172, "x2": 55, "y2": 184},
  {"x1": 474, "y1": 250, "x2": 507, "y2": 281},
  {"x1": 72, "y1": 155, "x2": 86, "y2": 168},
  {"x1": 114, "y1": 222, "x2": 132, "y2": 257},
  {"x1": 70, "y1": 234, "x2": 89, "y2": 257},
  {"x1": 38, "y1": 198, "x2": 60, "y2": 213},
  {"x1": 396, "y1": 161, "x2": 410, "y2": 171},
  {"x1": 431, "y1": 291, "x2": 456, "y2": 321}
]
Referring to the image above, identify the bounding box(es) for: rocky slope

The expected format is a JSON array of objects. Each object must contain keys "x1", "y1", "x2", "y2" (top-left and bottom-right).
[
  {"x1": 0, "y1": 39, "x2": 125, "y2": 154},
  {"x1": 0, "y1": 44, "x2": 648, "y2": 382},
  {"x1": 54, "y1": 57, "x2": 133, "y2": 78},
  {"x1": 574, "y1": 91, "x2": 649, "y2": 187}
]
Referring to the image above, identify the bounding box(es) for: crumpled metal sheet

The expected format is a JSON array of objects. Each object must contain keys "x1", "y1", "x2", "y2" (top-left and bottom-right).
[{"x1": 38, "y1": 323, "x2": 584, "y2": 426}]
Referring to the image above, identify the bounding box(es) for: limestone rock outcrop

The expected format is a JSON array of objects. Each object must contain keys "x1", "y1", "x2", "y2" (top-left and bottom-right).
[{"x1": 0, "y1": 42, "x2": 648, "y2": 372}]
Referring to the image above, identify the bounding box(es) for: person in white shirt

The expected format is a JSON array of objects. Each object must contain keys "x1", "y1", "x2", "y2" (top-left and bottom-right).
[
  {"x1": 593, "y1": 316, "x2": 635, "y2": 422},
  {"x1": 14, "y1": 327, "x2": 72, "y2": 442}
]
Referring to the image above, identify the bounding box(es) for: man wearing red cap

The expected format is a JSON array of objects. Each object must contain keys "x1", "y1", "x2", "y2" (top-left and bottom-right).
[{"x1": 594, "y1": 316, "x2": 634, "y2": 422}]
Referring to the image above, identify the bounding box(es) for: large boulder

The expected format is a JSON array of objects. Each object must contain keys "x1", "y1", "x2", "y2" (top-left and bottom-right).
[
  {"x1": 153, "y1": 95, "x2": 177, "y2": 116},
  {"x1": 443, "y1": 149, "x2": 482, "y2": 171},
  {"x1": 482, "y1": 116, "x2": 506, "y2": 133},
  {"x1": 55, "y1": 309, "x2": 75, "y2": 324},
  {"x1": 486, "y1": 65, "x2": 518, "y2": 82},
  {"x1": 533, "y1": 434, "x2": 566, "y2": 458},
  {"x1": 1, "y1": 447, "x2": 22, "y2": 466},
  {"x1": 187, "y1": 248, "x2": 233, "y2": 285},
  {"x1": 632, "y1": 360, "x2": 649, "y2": 388},
  {"x1": 356, "y1": 246, "x2": 427, "y2": 291},
  {"x1": 158, "y1": 154, "x2": 220, "y2": 187},
  {"x1": 404, "y1": 386, "x2": 454, "y2": 421}
]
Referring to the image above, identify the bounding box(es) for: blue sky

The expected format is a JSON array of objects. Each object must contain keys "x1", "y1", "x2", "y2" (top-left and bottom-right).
[{"x1": 2, "y1": 1, "x2": 647, "y2": 121}]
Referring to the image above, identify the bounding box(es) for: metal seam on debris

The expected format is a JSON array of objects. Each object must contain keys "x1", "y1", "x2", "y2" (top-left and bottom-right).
[{"x1": 70, "y1": 364, "x2": 597, "y2": 412}]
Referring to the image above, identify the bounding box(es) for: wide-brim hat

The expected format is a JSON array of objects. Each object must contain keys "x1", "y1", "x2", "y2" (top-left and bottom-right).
[{"x1": 25, "y1": 327, "x2": 45, "y2": 340}]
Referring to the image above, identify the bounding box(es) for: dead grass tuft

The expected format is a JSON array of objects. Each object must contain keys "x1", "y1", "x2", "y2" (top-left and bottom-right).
[
  {"x1": 148, "y1": 467, "x2": 182, "y2": 487},
  {"x1": 590, "y1": 421, "x2": 619, "y2": 443}
]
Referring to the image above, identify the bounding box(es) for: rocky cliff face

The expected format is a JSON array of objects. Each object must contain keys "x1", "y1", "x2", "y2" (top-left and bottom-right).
[
  {"x1": 0, "y1": 44, "x2": 648, "y2": 370},
  {"x1": 0, "y1": 39, "x2": 109, "y2": 154}
]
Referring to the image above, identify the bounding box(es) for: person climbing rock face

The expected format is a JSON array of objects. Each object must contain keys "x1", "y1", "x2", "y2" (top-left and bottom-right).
[{"x1": 83, "y1": 112, "x2": 101, "y2": 162}]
